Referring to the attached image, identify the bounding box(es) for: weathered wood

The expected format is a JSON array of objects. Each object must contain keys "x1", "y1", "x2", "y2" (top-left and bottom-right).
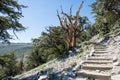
[{"x1": 57, "y1": 0, "x2": 85, "y2": 50}]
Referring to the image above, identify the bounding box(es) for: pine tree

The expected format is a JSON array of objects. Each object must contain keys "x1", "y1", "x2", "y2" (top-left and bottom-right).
[
  {"x1": 0, "y1": 0, "x2": 27, "y2": 42},
  {"x1": 26, "y1": 26, "x2": 67, "y2": 70},
  {"x1": 0, "y1": 53, "x2": 19, "y2": 79},
  {"x1": 91, "y1": 0, "x2": 120, "y2": 35}
]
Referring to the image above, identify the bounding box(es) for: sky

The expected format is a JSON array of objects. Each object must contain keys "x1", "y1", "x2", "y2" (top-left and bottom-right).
[{"x1": 10, "y1": 0, "x2": 96, "y2": 43}]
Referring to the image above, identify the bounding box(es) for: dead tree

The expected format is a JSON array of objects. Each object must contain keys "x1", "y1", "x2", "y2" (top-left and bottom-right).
[
  {"x1": 57, "y1": 0, "x2": 84, "y2": 50},
  {"x1": 18, "y1": 53, "x2": 24, "y2": 73}
]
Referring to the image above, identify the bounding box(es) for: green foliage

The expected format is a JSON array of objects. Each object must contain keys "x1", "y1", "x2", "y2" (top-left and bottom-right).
[
  {"x1": 0, "y1": 0, "x2": 27, "y2": 42},
  {"x1": 118, "y1": 71, "x2": 120, "y2": 74},
  {"x1": 76, "y1": 23, "x2": 93, "y2": 44},
  {"x1": 91, "y1": 0, "x2": 120, "y2": 36},
  {"x1": 26, "y1": 26, "x2": 68, "y2": 70},
  {"x1": 0, "y1": 53, "x2": 20, "y2": 79}
]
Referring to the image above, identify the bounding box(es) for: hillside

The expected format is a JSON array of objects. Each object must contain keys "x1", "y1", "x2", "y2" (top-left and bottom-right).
[
  {"x1": 13, "y1": 32, "x2": 120, "y2": 80},
  {"x1": 0, "y1": 43, "x2": 32, "y2": 57}
]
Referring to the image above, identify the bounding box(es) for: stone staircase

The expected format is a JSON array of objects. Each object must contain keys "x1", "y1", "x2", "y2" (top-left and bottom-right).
[{"x1": 77, "y1": 44, "x2": 113, "y2": 80}]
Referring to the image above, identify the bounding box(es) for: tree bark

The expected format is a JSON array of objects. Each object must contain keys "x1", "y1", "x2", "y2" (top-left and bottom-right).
[{"x1": 57, "y1": 0, "x2": 84, "y2": 50}]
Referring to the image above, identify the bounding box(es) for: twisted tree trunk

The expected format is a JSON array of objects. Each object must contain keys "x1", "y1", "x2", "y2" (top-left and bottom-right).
[{"x1": 57, "y1": 0, "x2": 84, "y2": 50}]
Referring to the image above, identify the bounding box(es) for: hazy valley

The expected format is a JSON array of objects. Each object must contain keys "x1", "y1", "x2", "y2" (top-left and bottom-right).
[{"x1": 0, "y1": 43, "x2": 32, "y2": 57}]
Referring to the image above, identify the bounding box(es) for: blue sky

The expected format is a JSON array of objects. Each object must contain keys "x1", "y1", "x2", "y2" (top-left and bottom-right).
[{"x1": 11, "y1": 0, "x2": 96, "y2": 43}]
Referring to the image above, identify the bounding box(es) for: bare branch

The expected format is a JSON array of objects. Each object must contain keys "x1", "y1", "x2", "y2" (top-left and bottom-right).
[
  {"x1": 61, "y1": 12, "x2": 73, "y2": 26},
  {"x1": 57, "y1": 10, "x2": 66, "y2": 30},
  {"x1": 74, "y1": 0, "x2": 84, "y2": 27},
  {"x1": 60, "y1": 5, "x2": 74, "y2": 29},
  {"x1": 13, "y1": 30, "x2": 19, "y2": 39},
  {"x1": 64, "y1": 17, "x2": 69, "y2": 30},
  {"x1": 70, "y1": 5, "x2": 73, "y2": 17},
  {"x1": 57, "y1": 11, "x2": 63, "y2": 26},
  {"x1": 60, "y1": 5, "x2": 64, "y2": 14}
]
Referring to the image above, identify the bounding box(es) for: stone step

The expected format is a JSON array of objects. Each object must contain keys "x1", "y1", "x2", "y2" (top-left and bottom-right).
[
  {"x1": 94, "y1": 48, "x2": 106, "y2": 50},
  {"x1": 87, "y1": 54, "x2": 109, "y2": 57},
  {"x1": 77, "y1": 70, "x2": 111, "y2": 80},
  {"x1": 87, "y1": 57, "x2": 112, "y2": 60},
  {"x1": 94, "y1": 48, "x2": 107, "y2": 50},
  {"x1": 82, "y1": 65, "x2": 113, "y2": 70},
  {"x1": 83, "y1": 64, "x2": 112, "y2": 67},
  {"x1": 94, "y1": 45, "x2": 106, "y2": 48},
  {"x1": 94, "y1": 48, "x2": 106, "y2": 51},
  {"x1": 94, "y1": 50, "x2": 106, "y2": 52},
  {"x1": 93, "y1": 51, "x2": 108, "y2": 54},
  {"x1": 94, "y1": 47, "x2": 106, "y2": 49},
  {"x1": 84, "y1": 60, "x2": 112, "y2": 64},
  {"x1": 93, "y1": 54, "x2": 108, "y2": 57}
]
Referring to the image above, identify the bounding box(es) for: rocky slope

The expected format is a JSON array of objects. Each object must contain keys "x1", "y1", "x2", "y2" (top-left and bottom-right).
[{"x1": 13, "y1": 32, "x2": 120, "y2": 80}]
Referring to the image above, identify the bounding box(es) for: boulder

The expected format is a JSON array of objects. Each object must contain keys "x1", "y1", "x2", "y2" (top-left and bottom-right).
[
  {"x1": 113, "y1": 56, "x2": 118, "y2": 62},
  {"x1": 73, "y1": 61, "x2": 84, "y2": 71},
  {"x1": 38, "y1": 75, "x2": 48, "y2": 80},
  {"x1": 113, "y1": 62, "x2": 120, "y2": 66},
  {"x1": 62, "y1": 76, "x2": 71, "y2": 80}
]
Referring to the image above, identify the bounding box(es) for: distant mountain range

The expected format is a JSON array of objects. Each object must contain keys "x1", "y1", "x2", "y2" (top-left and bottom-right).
[{"x1": 0, "y1": 43, "x2": 32, "y2": 57}]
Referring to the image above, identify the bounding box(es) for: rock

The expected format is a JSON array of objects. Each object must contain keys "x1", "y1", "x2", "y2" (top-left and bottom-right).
[
  {"x1": 38, "y1": 75, "x2": 48, "y2": 80},
  {"x1": 76, "y1": 49, "x2": 79, "y2": 52},
  {"x1": 96, "y1": 70, "x2": 100, "y2": 73},
  {"x1": 69, "y1": 49, "x2": 77, "y2": 57},
  {"x1": 112, "y1": 74, "x2": 120, "y2": 80},
  {"x1": 73, "y1": 61, "x2": 84, "y2": 71},
  {"x1": 37, "y1": 72, "x2": 42, "y2": 77},
  {"x1": 67, "y1": 71, "x2": 76, "y2": 78},
  {"x1": 69, "y1": 50, "x2": 74, "y2": 57},
  {"x1": 62, "y1": 71, "x2": 68, "y2": 76},
  {"x1": 62, "y1": 76, "x2": 71, "y2": 80},
  {"x1": 69, "y1": 50, "x2": 73, "y2": 54},
  {"x1": 89, "y1": 47, "x2": 95, "y2": 56},
  {"x1": 86, "y1": 55, "x2": 89, "y2": 59},
  {"x1": 113, "y1": 62, "x2": 120, "y2": 66},
  {"x1": 113, "y1": 56, "x2": 118, "y2": 62}
]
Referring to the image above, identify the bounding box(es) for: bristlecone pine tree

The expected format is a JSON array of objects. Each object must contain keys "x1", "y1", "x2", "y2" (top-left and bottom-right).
[
  {"x1": 26, "y1": 26, "x2": 67, "y2": 70},
  {"x1": 91, "y1": 0, "x2": 120, "y2": 35},
  {"x1": 0, "y1": 0, "x2": 26, "y2": 42},
  {"x1": 0, "y1": 53, "x2": 19, "y2": 79},
  {"x1": 57, "y1": 0, "x2": 84, "y2": 50}
]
